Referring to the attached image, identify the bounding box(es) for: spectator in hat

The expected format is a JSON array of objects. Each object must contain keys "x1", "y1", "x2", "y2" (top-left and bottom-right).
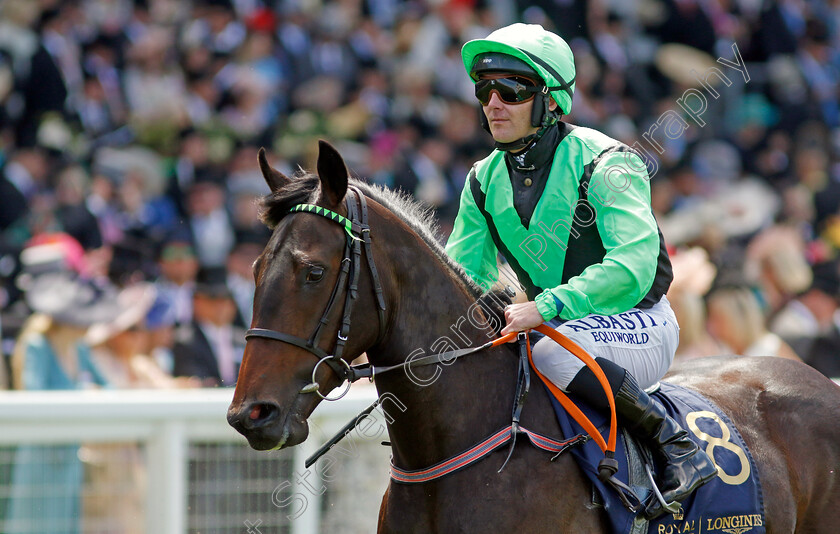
[
  {"x1": 12, "y1": 271, "x2": 111, "y2": 390},
  {"x1": 185, "y1": 170, "x2": 236, "y2": 268},
  {"x1": 771, "y1": 260, "x2": 840, "y2": 339},
  {"x1": 152, "y1": 228, "x2": 200, "y2": 327},
  {"x1": 79, "y1": 281, "x2": 201, "y2": 533},
  {"x1": 772, "y1": 260, "x2": 840, "y2": 378},
  {"x1": 225, "y1": 230, "x2": 266, "y2": 328},
  {"x1": 172, "y1": 267, "x2": 243, "y2": 387},
  {"x1": 85, "y1": 282, "x2": 188, "y2": 389},
  {"x1": 6, "y1": 271, "x2": 111, "y2": 534},
  {"x1": 2, "y1": 233, "x2": 88, "y2": 314},
  {"x1": 705, "y1": 283, "x2": 801, "y2": 361},
  {"x1": 79, "y1": 282, "x2": 188, "y2": 534}
]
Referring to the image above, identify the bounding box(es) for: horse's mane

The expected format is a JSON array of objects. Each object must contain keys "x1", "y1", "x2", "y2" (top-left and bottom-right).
[{"x1": 259, "y1": 172, "x2": 484, "y2": 299}]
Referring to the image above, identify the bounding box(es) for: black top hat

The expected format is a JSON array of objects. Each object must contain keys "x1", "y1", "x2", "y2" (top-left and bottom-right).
[
  {"x1": 194, "y1": 266, "x2": 233, "y2": 299},
  {"x1": 234, "y1": 227, "x2": 270, "y2": 248},
  {"x1": 199, "y1": 0, "x2": 235, "y2": 11}
]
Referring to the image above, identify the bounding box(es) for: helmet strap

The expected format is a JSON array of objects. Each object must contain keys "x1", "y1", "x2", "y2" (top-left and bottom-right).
[
  {"x1": 479, "y1": 107, "x2": 490, "y2": 134},
  {"x1": 493, "y1": 132, "x2": 539, "y2": 152},
  {"x1": 542, "y1": 98, "x2": 562, "y2": 128},
  {"x1": 530, "y1": 90, "x2": 547, "y2": 127}
]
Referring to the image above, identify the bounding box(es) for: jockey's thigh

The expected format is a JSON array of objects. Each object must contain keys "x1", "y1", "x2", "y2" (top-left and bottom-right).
[{"x1": 531, "y1": 296, "x2": 679, "y2": 391}]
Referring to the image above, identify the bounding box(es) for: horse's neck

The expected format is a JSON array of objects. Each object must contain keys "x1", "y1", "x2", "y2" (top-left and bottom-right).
[{"x1": 367, "y1": 214, "x2": 522, "y2": 469}]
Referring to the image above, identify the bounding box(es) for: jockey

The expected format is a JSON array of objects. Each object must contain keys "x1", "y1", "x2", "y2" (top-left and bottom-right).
[{"x1": 445, "y1": 23, "x2": 718, "y2": 518}]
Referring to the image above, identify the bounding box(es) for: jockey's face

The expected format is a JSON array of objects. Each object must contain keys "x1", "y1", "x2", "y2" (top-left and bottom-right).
[
  {"x1": 479, "y1": 73, "x2": 539, "y2": 147},
  {"x1": 479, "y1": 73, "x2": 557, "y2": 150}
]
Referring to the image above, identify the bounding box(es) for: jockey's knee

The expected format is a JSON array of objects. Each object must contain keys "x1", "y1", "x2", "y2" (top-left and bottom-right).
[{"x1": 531, "y1": 336, "x2": 586, "y2": 391}]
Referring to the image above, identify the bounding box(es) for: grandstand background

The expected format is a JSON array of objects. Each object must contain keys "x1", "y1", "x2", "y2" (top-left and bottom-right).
[{"x1": 0, "y1": 0, "x2": 838, "y2": 532}]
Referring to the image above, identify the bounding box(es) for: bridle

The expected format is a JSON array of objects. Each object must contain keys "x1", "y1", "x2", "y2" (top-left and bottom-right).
[
  {"x1": 244, "y1": 184, "x2": 505, "y2": 400},
  {"x1": 245, "y1": 185, "x2": 387, "y2": 400}
]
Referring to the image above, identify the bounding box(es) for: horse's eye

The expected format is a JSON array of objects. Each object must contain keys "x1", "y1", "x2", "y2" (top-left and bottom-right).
[{"x1": 306, "y1": 267, "x2": 325, "y2": 282}]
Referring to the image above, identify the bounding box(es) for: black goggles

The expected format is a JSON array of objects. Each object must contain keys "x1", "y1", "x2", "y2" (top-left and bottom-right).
[{"x1": 474, "y1": 77, "x2": 542, "y2": 106}]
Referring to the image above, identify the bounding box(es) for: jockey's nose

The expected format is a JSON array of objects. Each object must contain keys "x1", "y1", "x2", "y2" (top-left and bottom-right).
[
  {"x1": 485, "y1": 90, "x2": 505, "y2": 108},
  {"x1": 227, "y1": 401, "x2": 280, "y2": 432}
]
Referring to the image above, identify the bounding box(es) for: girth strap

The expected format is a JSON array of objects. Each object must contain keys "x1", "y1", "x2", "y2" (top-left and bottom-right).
[{"x1": 390, "y1": 425, "x2": 587, "y2": 484}]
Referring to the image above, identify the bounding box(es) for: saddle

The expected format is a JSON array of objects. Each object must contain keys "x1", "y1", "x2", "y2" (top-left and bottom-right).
[{"x1": 552, "y1": 381, "x2": 766, "y2": 534}]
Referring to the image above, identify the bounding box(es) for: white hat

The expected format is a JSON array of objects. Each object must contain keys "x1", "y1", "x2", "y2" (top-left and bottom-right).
[{"x1": 84, "y1": 283, "x2": 158, "y2": 346}]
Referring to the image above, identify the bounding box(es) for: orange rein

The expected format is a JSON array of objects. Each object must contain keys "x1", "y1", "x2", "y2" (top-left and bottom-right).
[{"x1": 490, "y1": 324, "x2": 618, "y2": 456}]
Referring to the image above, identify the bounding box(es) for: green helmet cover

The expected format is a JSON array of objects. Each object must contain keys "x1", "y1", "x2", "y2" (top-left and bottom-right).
[
  {"x1": 462, "y1": 23, "x2": 576, "y2": 115},
  {"x1": 469, "y1": 52, "x2": 540, "y2": 81}
]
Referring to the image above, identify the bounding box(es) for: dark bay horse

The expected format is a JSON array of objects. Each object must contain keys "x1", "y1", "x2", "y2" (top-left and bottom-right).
[{"x1": 227, "y1": 141, "x2": 840, "y2": 533}]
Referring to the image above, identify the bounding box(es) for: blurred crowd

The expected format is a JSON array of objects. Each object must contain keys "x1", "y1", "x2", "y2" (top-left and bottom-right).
[
  {"x1": 0, "y1": 0, "x2": 840, "y2": 400},
  {"x1": 0, "y1": 1, "x2": 839, "y2": 528}
]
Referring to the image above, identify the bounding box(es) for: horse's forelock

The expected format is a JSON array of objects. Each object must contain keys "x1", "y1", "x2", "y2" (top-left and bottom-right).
[{"x1": 259, "y1": 172, "x2": 321, "y2": 228}]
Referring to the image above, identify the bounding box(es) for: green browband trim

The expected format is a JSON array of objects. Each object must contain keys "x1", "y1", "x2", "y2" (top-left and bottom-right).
[{"x1": 289, "y1": 204, "x2": 358, "y2": 239}]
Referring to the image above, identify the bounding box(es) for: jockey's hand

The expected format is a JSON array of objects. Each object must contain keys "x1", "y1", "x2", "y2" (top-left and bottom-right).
[
  {"x1": 500, "y1": 301, "x2": 545, "y2": 336},
  {"x1": 476, "y1": 289, "x2": 514, "y2": 335}
]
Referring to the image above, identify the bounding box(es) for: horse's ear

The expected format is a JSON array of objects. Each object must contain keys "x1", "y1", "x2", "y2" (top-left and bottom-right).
[
  {"x1": 258, "y1": 147, "x2": 291, "y2": 193},
  {"x1": 316, "y1": 140, "x2": 348, "y2": 208}
]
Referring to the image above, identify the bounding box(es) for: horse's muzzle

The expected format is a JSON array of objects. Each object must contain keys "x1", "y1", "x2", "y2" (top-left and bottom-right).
[{"x1": 227, "y1": 401, "x2": 309, "y2": 450}]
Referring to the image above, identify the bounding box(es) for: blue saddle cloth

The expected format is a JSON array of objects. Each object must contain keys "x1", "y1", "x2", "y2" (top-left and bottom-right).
[{"x1": 548, "y1": 381, "x2": 766, "y2": 534}]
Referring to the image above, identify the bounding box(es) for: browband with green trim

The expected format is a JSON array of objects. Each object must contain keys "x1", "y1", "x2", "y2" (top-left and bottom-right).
[{"x1": 289, "y1": 204, "x2": 359, "y2": 239}]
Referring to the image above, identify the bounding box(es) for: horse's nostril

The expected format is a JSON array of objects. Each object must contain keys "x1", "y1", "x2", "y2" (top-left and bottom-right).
[
  {"x1": 228, "y1": 402, "x2": 280, "y2": 432},
  {"x1": 246, "y1": 402, "x2": 279, "y2": 428}
]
